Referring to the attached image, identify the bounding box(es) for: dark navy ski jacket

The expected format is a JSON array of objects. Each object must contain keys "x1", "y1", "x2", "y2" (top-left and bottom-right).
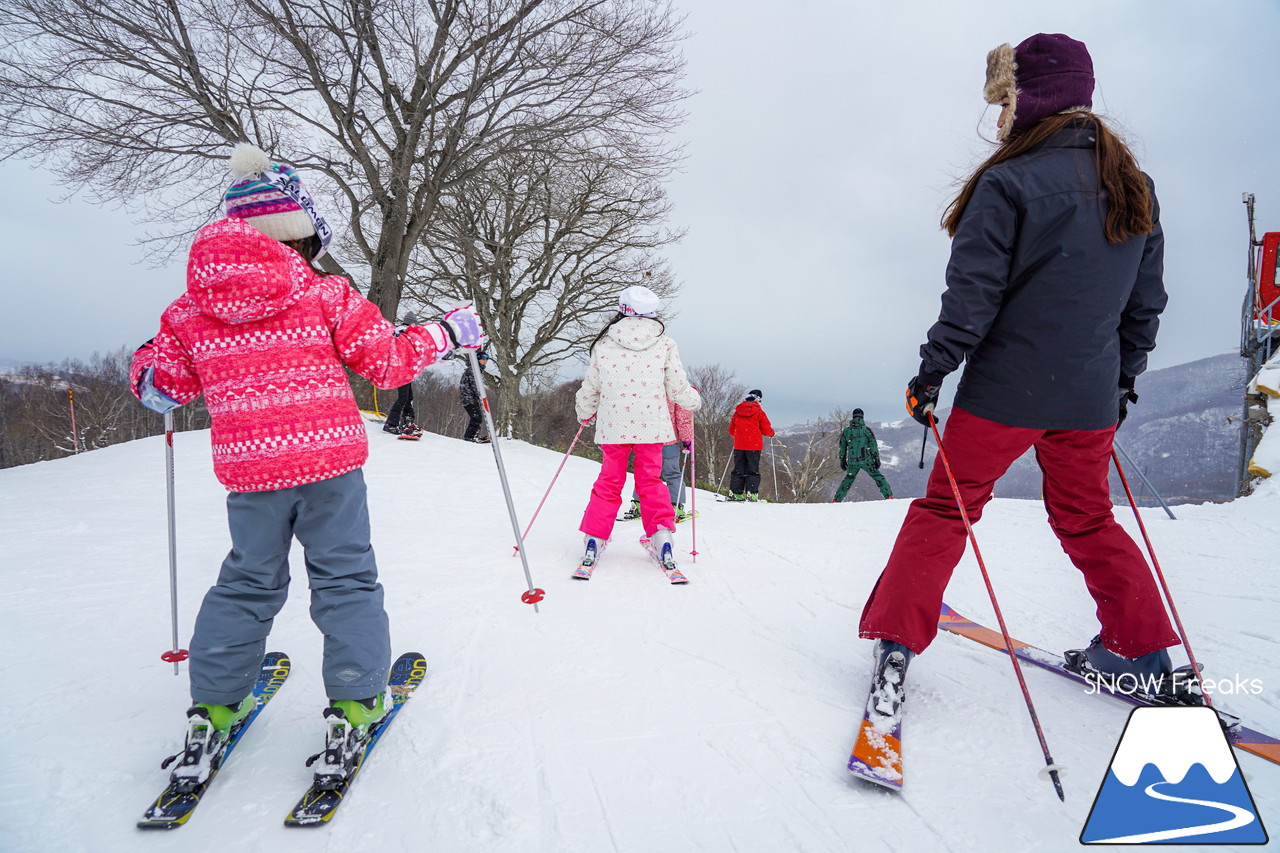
[
  {"x1": 459, "y1": 364, "x2": 480, "y2": 407},
  {"x1": 919, "y1": 121, "x2": 1166, "y2": 430}
]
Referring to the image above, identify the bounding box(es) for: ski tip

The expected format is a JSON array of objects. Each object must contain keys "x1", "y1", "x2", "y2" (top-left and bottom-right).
[
  {"x1": 391, "y1": 652, "x2": 427, "y2": 672},
  {"x1": 261, "y1": 652, "x2": 291, "y2": 672}
]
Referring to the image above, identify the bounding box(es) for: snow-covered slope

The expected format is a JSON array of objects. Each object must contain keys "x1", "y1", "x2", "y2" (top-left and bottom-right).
[{"x1": 1, "y1": 427, "x2": 1276, "y2": 852}]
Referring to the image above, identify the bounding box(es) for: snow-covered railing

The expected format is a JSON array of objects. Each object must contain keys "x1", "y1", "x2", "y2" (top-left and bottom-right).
[{"x1": 1254, "y1": 294, "x2": 1279, "y2": 364}]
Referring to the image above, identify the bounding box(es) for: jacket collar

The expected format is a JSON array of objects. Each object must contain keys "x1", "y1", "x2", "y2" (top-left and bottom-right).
[{"x1": 1040, "y1": 119, "x2": 1097, "y2": 150}]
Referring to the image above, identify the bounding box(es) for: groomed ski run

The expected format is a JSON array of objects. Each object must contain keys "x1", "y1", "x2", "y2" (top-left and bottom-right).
[{"x1": 4, "y1": 428, "x2": 1279, "y2": 851}]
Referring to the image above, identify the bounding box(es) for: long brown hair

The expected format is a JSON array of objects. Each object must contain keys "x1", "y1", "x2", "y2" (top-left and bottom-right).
[{"x1": 941, "y1": 112, "x2": 1153, "y2": 244}]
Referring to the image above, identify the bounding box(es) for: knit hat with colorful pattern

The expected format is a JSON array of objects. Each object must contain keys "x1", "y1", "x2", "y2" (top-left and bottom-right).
[{"x1": 223, "y1": 143, "x2": 333, "y2": 259}]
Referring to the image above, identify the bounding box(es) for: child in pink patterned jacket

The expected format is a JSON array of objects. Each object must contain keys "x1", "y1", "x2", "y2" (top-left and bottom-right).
[
  {"x1": 575, "y1": 284, "x2": 701, "y2": 572},
  {"x1": 131, "y1": 143, "x2": 483, "y2": 778}
]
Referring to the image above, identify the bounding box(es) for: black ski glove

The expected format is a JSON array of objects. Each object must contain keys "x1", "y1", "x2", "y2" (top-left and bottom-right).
[
  {"x1": 1118, "y1": 377, "x2": 1138, "y2": 426},
  {"x1": 906, "y1": 369, "x2": 945, "y2": 427},
  {"x1": 839, "y1": 458, "x2": 847, "y2": 471},
  {"x1": 873, "y1": 458, "x2": 881, "y2": 470}
]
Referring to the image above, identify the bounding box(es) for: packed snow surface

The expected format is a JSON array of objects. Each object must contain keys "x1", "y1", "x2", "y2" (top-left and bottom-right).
[{"x1": 1, "y1": 426, "x2": 1276, "y2": 851}]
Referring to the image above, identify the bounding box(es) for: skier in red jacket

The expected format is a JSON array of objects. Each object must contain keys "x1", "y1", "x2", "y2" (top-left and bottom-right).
[{"x1": 727, "y1": 389, "x2": 774, "y2": 502}]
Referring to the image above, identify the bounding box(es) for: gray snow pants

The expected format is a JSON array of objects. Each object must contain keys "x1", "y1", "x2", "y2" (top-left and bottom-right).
[
  {"x1": 631, "y1": 442, "x2": 686, "y2": 505},
  {"x1": 188, "y1": 469, "x2": 391, "y2": 705}
]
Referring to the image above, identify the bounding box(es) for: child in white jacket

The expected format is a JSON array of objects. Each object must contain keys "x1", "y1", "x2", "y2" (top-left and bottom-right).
[{"x1": 575, "y1": 285, "x2": 701, "y2": 569}]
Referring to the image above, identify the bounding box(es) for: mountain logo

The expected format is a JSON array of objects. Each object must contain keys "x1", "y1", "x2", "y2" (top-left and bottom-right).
[{"x1": 1081, "y1": 706, "x2": 1268, "y2": 844}]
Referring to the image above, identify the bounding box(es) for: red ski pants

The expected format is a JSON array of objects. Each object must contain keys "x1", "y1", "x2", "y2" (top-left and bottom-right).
[
  {"x1": 859, "y1": 407, "x2": 1178, "y2": 658},
  {"x1": 580, "y1": 443, "x2": 674, "y2": 540}
]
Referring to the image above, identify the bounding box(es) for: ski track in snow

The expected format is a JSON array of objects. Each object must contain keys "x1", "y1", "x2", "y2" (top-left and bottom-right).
[{"x1": 0, "y1": 428, "x2": 1276, "y2": 852}]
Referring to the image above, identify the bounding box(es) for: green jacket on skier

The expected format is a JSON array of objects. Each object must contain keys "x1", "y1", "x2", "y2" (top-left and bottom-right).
[
  {"x1": 840, "y1": 416, "x2": 880, "y2": 469},
  {"x1": 834, "y1": 409, "x2": 893, "y2": 501}
]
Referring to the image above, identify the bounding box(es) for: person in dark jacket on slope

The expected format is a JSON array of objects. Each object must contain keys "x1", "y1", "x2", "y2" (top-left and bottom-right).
[
  {"x1": 459, "y1": 350, "x2": 490, "y2": 443},
  {"x1": 833, "y1": 409, "x2": 893, "y2": 501},
  {"x1": 727, "y1": 389, "x2": 774, "y2": 502},
  {"x1": 383, "y1": 312, "x2": 423, "y2": 437},
  {"x1": 859, "y1": 34, "x2": 1188, "y2": 699}
]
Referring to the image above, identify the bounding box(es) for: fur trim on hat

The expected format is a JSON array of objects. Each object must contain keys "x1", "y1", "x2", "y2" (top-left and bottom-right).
[{"x1": 984, "y1": 43, "x2": 1017, "y2": 142}]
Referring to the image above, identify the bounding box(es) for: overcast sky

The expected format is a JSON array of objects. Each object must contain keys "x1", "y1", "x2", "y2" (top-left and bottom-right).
[{"x1": 2, "y1": 0, "x2": 1277, "y2": 427}]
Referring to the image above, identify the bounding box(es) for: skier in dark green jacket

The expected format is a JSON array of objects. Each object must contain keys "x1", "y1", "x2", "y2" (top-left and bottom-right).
[{"x1": 833, "y1": 409, "x2": 893, "y2": 501}]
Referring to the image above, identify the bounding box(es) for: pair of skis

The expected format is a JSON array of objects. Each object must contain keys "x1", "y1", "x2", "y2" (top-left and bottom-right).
[
  {"x1": 138, "y1": 651, "x2": 426, "y2": 829},
  {"x1": 847, "y1": 604, "x2": 1280, "y2": 791},
  {"x1": 617, "y1": 511, "x2": 698, "y2": 523},
  {"x1": 573, "y1": 537, "x2": 688, "y2": 584}
]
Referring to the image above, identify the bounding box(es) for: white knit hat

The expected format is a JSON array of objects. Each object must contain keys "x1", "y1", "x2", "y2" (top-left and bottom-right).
[{"x1": 618, "y1": 284, "x2": 661, "y2": 317}]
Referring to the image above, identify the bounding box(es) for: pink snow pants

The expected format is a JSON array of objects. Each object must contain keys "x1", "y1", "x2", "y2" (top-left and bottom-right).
[
  {"x1": 859, "y1": 407, "x2": 1178, "y2": 658},
  {"x1": 580, "y1": 443, "x2": 674, "y2": 540}
]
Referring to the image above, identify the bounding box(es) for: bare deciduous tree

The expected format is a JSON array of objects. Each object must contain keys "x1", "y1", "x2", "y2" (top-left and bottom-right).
[
  {"x1": 773, "y1": 412, "x2": 845, "y2": 503},
  {"x1": 0, "y1": 0, "x2": 688, "y2": 322},
  {"x1": 408, "y1": 145, "x2": 681, "y2": 434},
  {"x1": 0, "y1": 348, "x2": 211, "y2": 468},
  {"x1": 687, "y1": 363, "x2": 745, "y2": 493}
]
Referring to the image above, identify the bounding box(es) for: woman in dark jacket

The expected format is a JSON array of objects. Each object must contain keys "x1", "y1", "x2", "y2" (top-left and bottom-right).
[{"x1": 859, "y1": 34, "x2": 1182, "y2": 691}]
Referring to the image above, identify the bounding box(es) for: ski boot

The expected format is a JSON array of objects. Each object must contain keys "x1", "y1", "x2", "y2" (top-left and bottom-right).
[
  {"x1": 645, "y1": 527, "x2": 674, "y2": 563},
  {"x1": 726, "y1": 492, "x2": 745, "y2": 502},
  {"x1": 401, "y1": 422, "x2": 424, "y2": 438},
  {"x1": 1064, "y1": 636, "x2": 1205, "y2": 707},
  {"x1": 584, "y1": 535, "x2": 607, "y2": 563},
  {"x1": 645, "y1": 527, "x2": 687, "y2": 583},
  {"x1": 306, "y1": 692, "x2": 393, "y2": 790},
  {"x1": 471, "y1": 436, "x2": 492, "y2": 444},
  {"x1": 621, "y1": 500, "x2": 642, "y2": 521},
  {"x1": 674, "y1": 503, "x2": 690, "y2": 523},
  {"x1": 869, "y1": 640, "x2": 914, "y2": 721},
  {"x1": 381, "y1": 422, "x2": 401, "y2": 435},
  {"x1": 161, "y1": 695, "x2": 257, "y2": 790},
  {"x1": 745, "y1": 492, "x2": 761, "y2": 503},
  {"x1": 574, "y1": 535, "x2": 607, "y2": 579}
]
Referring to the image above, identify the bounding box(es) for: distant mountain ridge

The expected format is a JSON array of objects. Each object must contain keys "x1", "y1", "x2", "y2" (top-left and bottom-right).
[{"x1": 796, "y1": 353, "x2": 1246, "y2": 504}]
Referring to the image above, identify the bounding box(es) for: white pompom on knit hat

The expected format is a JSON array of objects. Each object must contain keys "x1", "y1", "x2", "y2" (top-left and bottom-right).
[{"x1": 618, "y1": 284, "x2": 661, "y2": 317}]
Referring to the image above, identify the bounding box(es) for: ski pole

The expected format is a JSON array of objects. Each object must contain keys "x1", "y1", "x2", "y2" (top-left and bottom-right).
[
  {"x1": 466, "y1": 350, "x2": 544, "y2": 611},
  {"x1": 1111, "y1": 450, "x2": 1208, "y2": 705},
  {"x1": 688, "y1": 436, "x2": 698, "y2": 562},
  {"x1": 929, "y1": 413, "x2": 1065, "y2": 800},
  {"x1": 511, "y1": 422, "x2": 586, "y2": 557},
  {"x1": 1113, "y1": 441, "x2": 1175, "y2": 520},
  {"x1": 918, "y1": 424, "x2": 928, "y2": 469},
  {"x1": 770, "y1": 437, "x2": 779, "y2": 500},
  {"x1": 160, "y1": 411, "x2": 189, "y2": 674},
  {"x1": 716, "y1": 453, "x2": 731, "y2": 498}
]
